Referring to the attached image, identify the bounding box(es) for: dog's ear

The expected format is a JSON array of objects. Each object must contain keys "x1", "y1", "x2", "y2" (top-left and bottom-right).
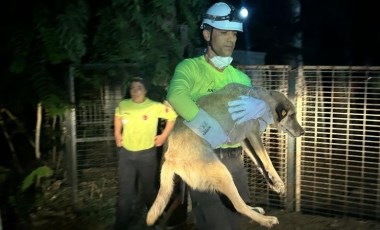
[{"x1": 275, "y1": 103, "x2": 288, "y2": 122}]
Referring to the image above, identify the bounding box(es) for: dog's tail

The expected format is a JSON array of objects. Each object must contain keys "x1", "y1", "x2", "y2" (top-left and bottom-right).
[{"x1": 146, "y1": 161, "x2": 175, "y2": 226}]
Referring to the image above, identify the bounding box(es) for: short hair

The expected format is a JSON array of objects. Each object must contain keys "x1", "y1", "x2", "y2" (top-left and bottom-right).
[
  {"x1": 202, "y1": 24, "x2": 213, "y2": 31},
  {"x1": 124, "y1": 76, "x2": 151, "y2": 99},
  {"x1": 129, "y1": 77, "x2": 148, "y2": 89}
]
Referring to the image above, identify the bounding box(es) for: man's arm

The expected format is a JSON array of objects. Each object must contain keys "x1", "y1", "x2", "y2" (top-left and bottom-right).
[
  {"x1": 155, "y1": 119, "x2": 176, "y2": 147},
  {"x1": 167, "y1": 61, "x2": 229, "y2": 148},
  {"x1": 114, "y1": 116, "x2": 123, "y2": 147},
  {"x1": 167, "y1": 61, "x2": 199, "y2": 121}
]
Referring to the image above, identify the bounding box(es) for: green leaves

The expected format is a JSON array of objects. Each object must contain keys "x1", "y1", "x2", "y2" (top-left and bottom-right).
[
  {"x1": 93, "y1": 0, "x2": 205, "y2": 84},
  {"x1": 56, "y1": 1, "x2": 88, "y2": 62},
  {"x1": 5, "y1": 0, "x2": 205, "y2": 116},
  {"x1": 21, "y1": 166, "x2": 53, "y2": 191}
]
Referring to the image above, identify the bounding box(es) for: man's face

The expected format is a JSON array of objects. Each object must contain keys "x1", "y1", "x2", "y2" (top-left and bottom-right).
[{"x1": 205, "y1": 28, "x2": 238, "y2": 57}]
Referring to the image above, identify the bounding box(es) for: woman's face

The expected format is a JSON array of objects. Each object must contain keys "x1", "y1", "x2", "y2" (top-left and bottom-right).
[{"x1": 130, "y1": 81, "x2": 146, "y2": 100}]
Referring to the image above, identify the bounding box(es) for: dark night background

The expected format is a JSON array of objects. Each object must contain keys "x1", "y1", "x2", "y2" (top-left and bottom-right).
[
  {"x1": 225, "y1": 0, "x2": 380, "y2": 65},
  {"x1": 1, "y1": 0, "x2": 379, "y2": 68}
]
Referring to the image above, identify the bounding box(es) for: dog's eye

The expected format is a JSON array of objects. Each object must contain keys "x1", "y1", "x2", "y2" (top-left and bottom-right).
[{"x1": 282, "y1": 110, "x2": 287, "y2": 117}]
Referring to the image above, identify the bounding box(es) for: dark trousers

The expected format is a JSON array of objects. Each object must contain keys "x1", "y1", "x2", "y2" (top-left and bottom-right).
[
  {"x1": 189, "y1": 152, "x2": 251, "y2": 230},
  {"x1": 114, "y1": 147, "x2": 158, "y2": 230}
]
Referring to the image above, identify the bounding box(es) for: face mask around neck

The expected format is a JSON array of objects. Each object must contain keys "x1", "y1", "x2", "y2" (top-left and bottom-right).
[{"x1": 209, "y1": 56, "x2": 233, "y2": 69}]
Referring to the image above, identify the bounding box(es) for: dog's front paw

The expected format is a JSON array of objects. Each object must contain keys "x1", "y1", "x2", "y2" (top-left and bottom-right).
[
  {"x1": 248, "y1": 205, "x2": 265, "y2": 214},
  {"x1": 270, "y1": 179, "x2": 285, "y2": 194},
  {"x1": 259, "y1": 215, "x2": 279, "y2": 228},
  {"x1": 146, "y1": 210, "x2": 157, "y2": 226}
]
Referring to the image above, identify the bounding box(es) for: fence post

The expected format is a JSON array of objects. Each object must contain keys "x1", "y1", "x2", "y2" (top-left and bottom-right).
[
  {"x1": 286, "y1": 68, "x2": 297, "y2": 212},
  {"x1": 65, "y1": 65, "x2": 79, "y2": 204},
  {"x1": 0, "y1": 208, "x2": 3, "y2": 230}
]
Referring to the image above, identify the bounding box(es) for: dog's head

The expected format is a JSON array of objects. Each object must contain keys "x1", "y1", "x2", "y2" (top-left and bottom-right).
[{"x1": 270, "y1": 91, "x2": 305, "y2": 137}]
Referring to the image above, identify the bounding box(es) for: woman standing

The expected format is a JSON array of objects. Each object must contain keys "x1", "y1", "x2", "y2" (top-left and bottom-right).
[{"x1": 114, "y1": 77, "x2": 177, "y2": 230}]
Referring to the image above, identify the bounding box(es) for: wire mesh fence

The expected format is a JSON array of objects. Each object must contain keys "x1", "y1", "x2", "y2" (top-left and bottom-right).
[
  {"x1": 297, "y1": 66, "x2": 380, "y2": 220},
  {"x1": 65, "y1": 64, "x2": 380, "y2": 222}
]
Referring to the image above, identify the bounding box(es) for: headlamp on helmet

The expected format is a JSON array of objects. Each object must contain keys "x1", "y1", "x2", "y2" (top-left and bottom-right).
[
  {"x1": 200, "y1": 2, "x2": 249, "y2": 32},
  {"x1": 204, "y1": 6, "x2": 248, "y2": 23}
]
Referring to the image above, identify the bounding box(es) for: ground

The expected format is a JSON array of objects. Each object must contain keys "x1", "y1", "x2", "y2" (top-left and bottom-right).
[
  {"x1": 28, "y1": 206, "x2": 380, "y2": 230},
  {"x1": 16, "y1": 178, "x2": 379, "y2": 230}
]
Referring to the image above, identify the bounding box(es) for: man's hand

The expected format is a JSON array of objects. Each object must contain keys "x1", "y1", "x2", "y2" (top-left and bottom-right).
[
  {"x1": 183, "y1": 109, "x2": 228, "y2": 148},
  {"x1": 228, "y1": 96, "x2": 270, "y2": 125},
  {"x1": 115, "y1": 138, "x2": 123, "y2": 147},
  {"x1": 154, "y1": 134, "x2": 166, "y2": 147}
]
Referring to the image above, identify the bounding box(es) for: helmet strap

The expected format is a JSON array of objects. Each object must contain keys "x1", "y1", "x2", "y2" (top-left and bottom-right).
[{"x1": 207, "y1": 27, "x2": 221, "y2": 57}]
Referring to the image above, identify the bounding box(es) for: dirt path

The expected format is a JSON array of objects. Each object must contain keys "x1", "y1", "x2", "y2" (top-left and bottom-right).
[{"x1": 29, "y1": 208, "x2": 380, "y2": 230}]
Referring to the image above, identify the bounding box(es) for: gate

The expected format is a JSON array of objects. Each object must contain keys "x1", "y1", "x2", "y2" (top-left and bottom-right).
[
  {"x1": 65, "y1": 64, "x2": 380, "y2": 221},
  {"x1": 65, "y1": 63, "x2": 138, "y2": 205},
  {"x1": 296, "y1": 66, "x2": 380, "y2": 219}
]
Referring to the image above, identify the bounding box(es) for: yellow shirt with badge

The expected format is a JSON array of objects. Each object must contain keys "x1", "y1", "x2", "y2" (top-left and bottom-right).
[{"x1": 115, "y1": 98, "x2": 177, "y2": 151}]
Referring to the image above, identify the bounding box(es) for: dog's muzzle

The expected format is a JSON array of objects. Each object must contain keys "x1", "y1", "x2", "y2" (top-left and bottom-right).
[{"x1": 214, "y1": 147, "x2": 243, "y2": 159}]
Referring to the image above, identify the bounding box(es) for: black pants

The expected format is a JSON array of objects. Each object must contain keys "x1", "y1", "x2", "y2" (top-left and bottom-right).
[
  {"x1": 189, "y1": 151, "x2": 251, "y2": 230},
  {"x1": 114, "y1": 147, "x2": 158, "y2": 230}
]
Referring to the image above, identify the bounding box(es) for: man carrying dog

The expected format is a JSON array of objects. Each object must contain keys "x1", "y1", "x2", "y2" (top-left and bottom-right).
[{"x1": 167, "y1": 2, "x2": 272, "y2": 230}]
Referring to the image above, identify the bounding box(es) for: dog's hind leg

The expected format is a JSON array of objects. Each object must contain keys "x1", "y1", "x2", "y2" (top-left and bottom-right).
[
  {"x1": 146, "y1": 160, "x2": 175, "y2": 226},
  {"x1": 206, "y1": 161, "x2": 279, "y2": 228}
]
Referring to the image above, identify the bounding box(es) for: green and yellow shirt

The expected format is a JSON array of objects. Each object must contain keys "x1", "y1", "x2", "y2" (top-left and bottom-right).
[
  {"x1": 167, "y1": 55, "x2": 252, "y2": 148},
  {"x1": 167, "y1": 55, "x2": 251, "y2": 121},
  {"x1": 115, "y1": 98, "x2": 177, "y2": 151}
]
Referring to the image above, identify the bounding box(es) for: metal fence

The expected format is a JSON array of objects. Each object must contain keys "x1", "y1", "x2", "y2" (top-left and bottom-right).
[
  {"x1": 239, "y1": 65, "x2": 292, "y2": 209},
  {"x1": 65, "y1": 64, "x2": 137, "y2": 204},
  {"x1": 65, "y1": 64, "x2": 380, "y2": 221},
  {"x1": 295, "y1": 66, "x2": 380, "y2": 220}
]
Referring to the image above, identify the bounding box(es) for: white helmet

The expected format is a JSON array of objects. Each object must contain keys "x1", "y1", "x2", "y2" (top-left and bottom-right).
[{"x1": 200, "y1": 2, "x2": 248, "y2": 32}]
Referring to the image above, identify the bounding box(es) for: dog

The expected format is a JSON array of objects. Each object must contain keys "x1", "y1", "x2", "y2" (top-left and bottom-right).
[{"x1": 146, "y1": 83, "x2": 305, "y2": 228}]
